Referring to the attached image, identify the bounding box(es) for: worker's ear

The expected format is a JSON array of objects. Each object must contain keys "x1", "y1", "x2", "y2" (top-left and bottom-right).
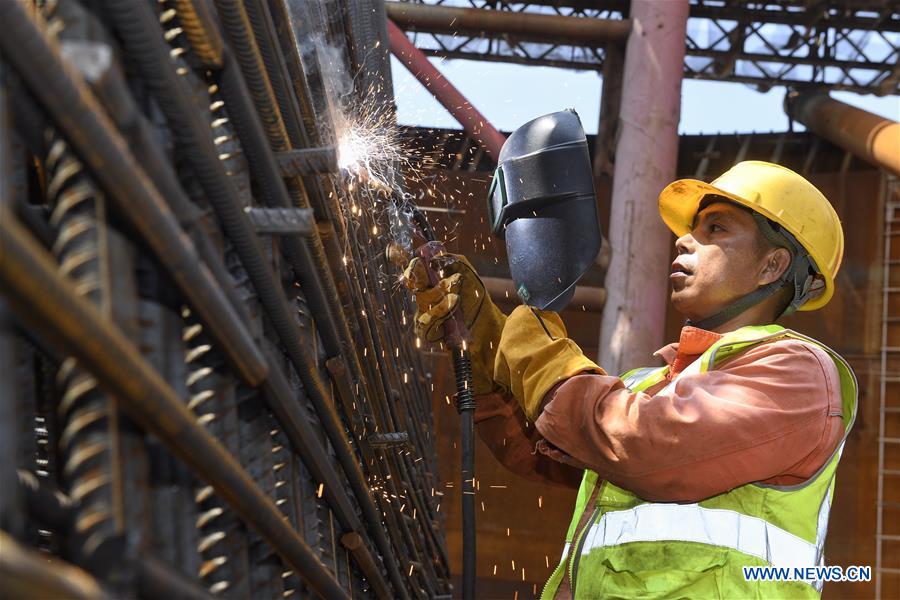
[{"x1": 758, "y1": 247, "x2": 792, "y2": 286}]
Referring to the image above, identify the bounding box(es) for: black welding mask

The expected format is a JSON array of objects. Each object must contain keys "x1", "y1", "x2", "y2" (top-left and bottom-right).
[{"x1": 488, "y1": 109, "x2": 601, "y2": 311}]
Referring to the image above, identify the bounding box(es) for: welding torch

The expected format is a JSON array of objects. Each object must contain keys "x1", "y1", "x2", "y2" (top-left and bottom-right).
[{"x1": 386, "y1": 214, "x2": 477, "y2": 600}]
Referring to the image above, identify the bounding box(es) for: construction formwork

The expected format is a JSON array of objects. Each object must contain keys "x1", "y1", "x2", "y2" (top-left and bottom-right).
[{"x1": 0, "y1": 1, "x2": 449, "y2": 598}]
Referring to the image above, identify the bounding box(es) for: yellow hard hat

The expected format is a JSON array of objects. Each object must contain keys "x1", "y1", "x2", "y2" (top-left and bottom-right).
[{"x1": 658, "y1": 161, "x2": 843, "y2": 311}]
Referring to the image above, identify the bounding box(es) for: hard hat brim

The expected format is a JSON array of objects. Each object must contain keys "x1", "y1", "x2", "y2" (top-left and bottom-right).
[{"x1": 658, "y1": 178, "x2": 833, "y2": 311}]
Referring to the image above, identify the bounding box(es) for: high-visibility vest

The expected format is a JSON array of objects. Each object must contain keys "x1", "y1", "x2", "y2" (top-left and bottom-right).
[{"x1": 541, "y1": 325, "x2": 857, "y2": 599}]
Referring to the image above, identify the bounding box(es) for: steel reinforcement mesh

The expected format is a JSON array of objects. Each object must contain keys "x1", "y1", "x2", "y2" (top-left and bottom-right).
[{"x1": 0, "y1": 0, "x2": 449, "y2": 598}]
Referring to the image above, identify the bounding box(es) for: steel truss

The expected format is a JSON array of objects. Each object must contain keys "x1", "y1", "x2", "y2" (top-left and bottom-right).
[{"x1": 391, "y1": 0, "x2": 900, "y2": 94}]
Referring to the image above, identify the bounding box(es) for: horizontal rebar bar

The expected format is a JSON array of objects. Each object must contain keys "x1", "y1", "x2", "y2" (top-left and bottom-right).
[{"x1": 0, "y1": 530, "x2": 108, "y2": 599}]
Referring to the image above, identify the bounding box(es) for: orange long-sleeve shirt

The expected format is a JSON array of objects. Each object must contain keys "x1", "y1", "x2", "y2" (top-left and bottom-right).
[{"x1": 474, "y1": 326, "x2": 844, "y2": 501}]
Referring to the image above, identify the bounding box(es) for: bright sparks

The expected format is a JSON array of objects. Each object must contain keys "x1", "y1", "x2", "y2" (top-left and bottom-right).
[{"x1": 334, "y1": 104, "x2": 406, "y2": 192}]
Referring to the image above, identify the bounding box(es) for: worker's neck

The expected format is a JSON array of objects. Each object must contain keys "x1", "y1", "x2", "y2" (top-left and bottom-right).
[{"x1": 703, "y1": 303, "x2": 780, "y2": 334}]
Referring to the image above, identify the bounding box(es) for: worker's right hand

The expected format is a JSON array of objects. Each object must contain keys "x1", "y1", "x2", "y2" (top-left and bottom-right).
[{"x1": 403, "y1": 251, "x2": 507, "y2": 395}]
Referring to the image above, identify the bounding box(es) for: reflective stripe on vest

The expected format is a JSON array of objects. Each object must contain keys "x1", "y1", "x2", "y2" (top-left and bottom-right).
[
  {"x1": 580, "y1": 502, "x2": 829, "y2": 592},
  {"x1": 619, "y1": 366, "x2": 663, "y2": 391}
]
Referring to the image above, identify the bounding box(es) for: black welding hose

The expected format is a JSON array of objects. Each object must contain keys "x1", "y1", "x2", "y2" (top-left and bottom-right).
[
  {"x1": 455, "y1": 350, "x2": 477, "y2": 600},
  {"x1": 101, "y1": 2, "x2": 406, "y2": 595},
  {"x1": 413, "y1": 212, "x2": 476, "y2": 596}
]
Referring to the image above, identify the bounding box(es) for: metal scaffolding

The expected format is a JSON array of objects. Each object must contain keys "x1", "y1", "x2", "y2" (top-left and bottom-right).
[{"x1": 388, "y1": 0, "x2": 900, "y2": 94}]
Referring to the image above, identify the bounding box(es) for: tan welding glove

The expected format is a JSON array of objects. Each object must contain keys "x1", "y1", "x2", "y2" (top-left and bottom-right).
[
  {"x1": 495, "y1": 305, "x2": 605, "y2": 421},
  {"x1": 403, "y1": 252, "x2": 507, "y2": 395}
]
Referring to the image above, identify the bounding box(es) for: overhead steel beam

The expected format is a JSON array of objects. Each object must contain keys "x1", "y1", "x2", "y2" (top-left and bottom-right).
[
  {"x1": 385, "y1": 1, "x2": 631, "y2": 46},
  {"x1": 395, "y1": 1, "x2": 898, "y2": 94},
  {"x1": 787, "y1": 92, "x2": 900, "y2": 176},
  {"x1": 510, "y1": 0, "x2": 899, "y2": 30}
]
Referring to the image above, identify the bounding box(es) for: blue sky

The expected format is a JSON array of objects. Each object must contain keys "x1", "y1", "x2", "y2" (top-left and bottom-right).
[{"x1": 391, "y1": 56, "x2": 900, "y2": 135}]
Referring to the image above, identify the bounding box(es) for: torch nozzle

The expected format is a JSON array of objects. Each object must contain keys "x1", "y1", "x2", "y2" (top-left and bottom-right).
[{"x1": 385, "y1": 242, "x2": 411, "y2": 268}]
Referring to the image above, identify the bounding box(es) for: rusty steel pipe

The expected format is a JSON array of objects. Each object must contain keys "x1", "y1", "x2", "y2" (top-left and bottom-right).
[
  {"x1": 385, "y1": 1, "x2": 630, "y2": 46},
  {"x1": 0, "y1": 1, "x2": 268, "y2": 387},
  {"x1": 599, "y1": 0, "x2": 688, "y2": 376},
  {"x1": 388, "y1": 19, "x2": 506, "y2": 159},
  {"x1": 0, "y1": 212, "x2": 347, "y2": 600},
  {"x1": 787, "y1": 92, "x2": 900, "y2": 176}
]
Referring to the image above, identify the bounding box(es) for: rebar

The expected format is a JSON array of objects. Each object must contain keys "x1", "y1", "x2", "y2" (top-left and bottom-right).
[
  {"x1": 0, "y1": 2, "x2": 268, "y2": 388},
  {"x1": 0, "y1": 211, "x2": 348, "y2": 600},
  {"x1": 0, "y1": 1, "x2": 449, "y2": 596}
]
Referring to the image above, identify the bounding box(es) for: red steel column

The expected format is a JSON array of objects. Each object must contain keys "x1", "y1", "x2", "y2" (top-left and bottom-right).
[
  {"x1": 387, "y1": 19, "x2": 506, "y2": 159},
  {"x1": 599, "y1": 0, "x2": 689, "y2": 375}
]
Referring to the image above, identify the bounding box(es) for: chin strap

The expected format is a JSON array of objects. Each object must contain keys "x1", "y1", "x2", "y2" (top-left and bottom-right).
[{"x1": 689, "y1": 212, "x2": 818, "y2": 331}]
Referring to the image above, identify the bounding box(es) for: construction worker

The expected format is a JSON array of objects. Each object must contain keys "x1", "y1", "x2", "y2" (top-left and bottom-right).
[{"x1": 404, "y1": 160, "x2": 856, "y2": 598}]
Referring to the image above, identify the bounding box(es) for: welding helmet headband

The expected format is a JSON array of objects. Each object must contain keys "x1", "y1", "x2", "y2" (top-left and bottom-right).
[{"x1": 488, "y1": 110, "x2": 601, "y2": 311}]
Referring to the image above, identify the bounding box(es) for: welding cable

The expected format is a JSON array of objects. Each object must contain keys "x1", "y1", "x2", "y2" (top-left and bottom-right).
[
  {"x1": 101, "y1": 2, "x2": 407, "y2": 595},
  {"x1": 411, "y1": 238, "x2": 478, "y2": 600},
  {"x1": 0, "y1": 1, "x2": 267, "y2": 388}
]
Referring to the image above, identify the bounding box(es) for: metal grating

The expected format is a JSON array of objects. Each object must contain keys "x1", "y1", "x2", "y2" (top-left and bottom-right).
[{"x1": 391, "y1": 0, "x2": 900, "y2": 94}]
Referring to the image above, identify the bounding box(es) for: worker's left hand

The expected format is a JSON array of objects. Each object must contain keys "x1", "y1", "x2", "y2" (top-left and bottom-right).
[
  {"x1": 495, "y1": 305, "x2": 605, "y2": 420},
  {"x1": 403, "y1": 251, "x2": 507, "y2": 395}
]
